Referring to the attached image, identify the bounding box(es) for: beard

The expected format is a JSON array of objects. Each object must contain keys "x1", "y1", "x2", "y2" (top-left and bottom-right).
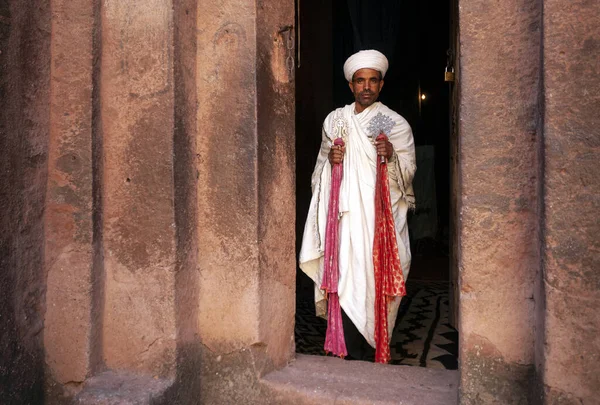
[{"x1": 356, "y1": 90, "x2": 377, "y2": 107}]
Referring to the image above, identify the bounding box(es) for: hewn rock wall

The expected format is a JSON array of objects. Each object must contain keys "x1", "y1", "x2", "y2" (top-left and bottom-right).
[
  {"x1": 459, "y1": 1, "x2": 600, "y2": 403},
  {"x1": 44, "y1": 0, "x2": 95, "y2": 395},
  {"x1": 541, "y1": 1, "x2": 600, "y2": 403},
  {"x1": 0, "y1": 1, "x2": 50, "y2": 403},
  {"x1": 161, "y1": 0, "x2": 296, "y2": 402},
  {"x1": 458, "y1": 0, "x2": 542, "y2": 403},
  {"x1": 99, "y1": 0, "x2": 177, "y2": 377},
  {"x1": 2, "y1": 0, "x2": 295, "y2": 403},
  {"x1": 44, "y1": 2, "x2": 179, "y2": 401}
]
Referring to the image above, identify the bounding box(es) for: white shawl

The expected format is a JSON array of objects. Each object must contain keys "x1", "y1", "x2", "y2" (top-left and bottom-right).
[{"x1": 299, "y1": 101, "x2": 416, "y2": 347}]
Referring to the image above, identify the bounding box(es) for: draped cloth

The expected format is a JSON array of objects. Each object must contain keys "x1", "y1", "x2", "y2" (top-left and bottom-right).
[
  {"x1": 373, "y1": 133, "x2": 407, "y2": 363},
  {"x1": 321, "y1": 137, "x2": 348, "y2": 357},
  {"x1": 299, "y1": 101, "x2": 416, "y2": 353}
]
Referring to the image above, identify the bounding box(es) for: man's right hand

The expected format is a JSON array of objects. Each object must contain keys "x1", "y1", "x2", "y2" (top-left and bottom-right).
[{"x1": 328, "y1": 144, "x2": 346, "y2": 165}]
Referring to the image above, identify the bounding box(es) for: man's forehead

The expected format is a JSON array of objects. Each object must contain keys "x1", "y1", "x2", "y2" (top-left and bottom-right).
[{"x1": 353, "y1": 68, "x2": 382, "y2": 79}]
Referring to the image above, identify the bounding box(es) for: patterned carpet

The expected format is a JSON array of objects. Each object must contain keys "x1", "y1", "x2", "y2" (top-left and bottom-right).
[{"x1": 295, "y1": 281, "x2": 458, "y2": 369}]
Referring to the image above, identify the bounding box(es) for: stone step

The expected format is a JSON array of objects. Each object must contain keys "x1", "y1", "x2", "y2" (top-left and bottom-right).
[
  {"x1": 73, "y1": 371, "x2": 173, "y2": 405},
  {"x1": 260, "y1": 354, "x2": 458, "y2": 405}
]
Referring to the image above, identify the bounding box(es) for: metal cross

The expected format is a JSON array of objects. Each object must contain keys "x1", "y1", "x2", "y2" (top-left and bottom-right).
[{"x1": 367, "y1": 112, "x2": 395, "y2": 138}]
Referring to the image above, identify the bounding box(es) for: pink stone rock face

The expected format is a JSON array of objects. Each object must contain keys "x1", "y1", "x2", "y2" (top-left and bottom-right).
[
  {"x1": 2, "y1": 0, "x2": 296, "y2": 401},
  {"x1": 256, "y1": 0, "x2": 297, "y2": 369},
  {"x1": 193, "y1": 0, "x2": 295, "y2": 365},
  {"x1": 44, "y1": 0, "x2": 95, "y2": 386},
  {"x1": 261, "y1": 354, "x2": 459, "y2": 405},
  {"x1": 100, "y1": 0, "x2": 176, "y2": 377},
  {"x1": 195, "y1": 0, "x2": 263, "y2": 353},
  {"x1": 542, "y1": 0, "x2": 600, "y2": 402},
  {"x1": 158, "y1": 0, "x2": 298, "y2": 401},
  {"x1": 458, "y1": 0, "x2": 541, "y2": 402}
]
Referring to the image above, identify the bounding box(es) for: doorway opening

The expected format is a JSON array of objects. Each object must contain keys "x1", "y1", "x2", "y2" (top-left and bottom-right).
[{"x1": 295, "y1": 0, "x2": 458, "y2": 369}]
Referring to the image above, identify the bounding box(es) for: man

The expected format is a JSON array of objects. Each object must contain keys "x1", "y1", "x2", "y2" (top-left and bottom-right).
[{"x1": 299, "y1": 49, "x2": 416, "y2": 360}]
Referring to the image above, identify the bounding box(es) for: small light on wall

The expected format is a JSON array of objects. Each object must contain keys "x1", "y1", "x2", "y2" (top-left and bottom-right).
[{"x1": 421, "y1": 94, "x2": 427, "y2": 100}]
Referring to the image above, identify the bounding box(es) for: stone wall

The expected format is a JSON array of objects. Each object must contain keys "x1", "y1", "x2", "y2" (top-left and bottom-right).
[
  {"x1": 161, "y1": 0, "x2": 297, "y2": 402},
  {"x1": 44, "y1": 0, "x2": 96, "y2": 395},
  {"x1": 458, "y1": 0, "x2": 542, "y2": 402},
  {"x1": 99, "y1": 0, "x2": 177, "y2": 377},
  {"x1": 541, "y1": 0, "x2": 600, "y2": 402},
  {"x1": 42, "y1": 2, "x2": 179, "y2": 401},
  {"x1": 0, "y1": 0, "x2": 295, "y2": 403},
  {"x1": 0, "y1": 1, "x2": 50, "y2": 404},
  {"x1": 458, "y1": 1, "x2": 600, "y2": 404}
]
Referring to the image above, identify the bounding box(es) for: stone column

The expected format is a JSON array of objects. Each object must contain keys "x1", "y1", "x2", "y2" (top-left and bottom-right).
[
  {"x1": 169, "y1": 0, "x2": 296, "y2": 402},
  {"x1": 194, "y1": 0, "x2": 261, "y2": 355},
  {"x1": 44, "y1": 0, "x2": 95, "y2": 391},
  {"x1": 100, "y1": 0, "x2": 176, "y2": 376},
  {"x1": 458, "y1": 1, "x2": 542, "y2": 402},
  {"x1": 256, "y1": 0, "x2": 297, "y2": 370},
  {"x1": 541, "y1": 1, "x2": 600, "y2": 402}
]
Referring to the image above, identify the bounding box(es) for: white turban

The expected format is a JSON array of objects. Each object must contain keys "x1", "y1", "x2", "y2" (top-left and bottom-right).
[{"x1": 343, "y1": 50, "x2": 389, "y2": 82}]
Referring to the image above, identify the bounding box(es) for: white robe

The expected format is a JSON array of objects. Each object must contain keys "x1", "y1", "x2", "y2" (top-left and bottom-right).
[{"x1": 299, "y1": 101, "x2": 416, "y2": 347}]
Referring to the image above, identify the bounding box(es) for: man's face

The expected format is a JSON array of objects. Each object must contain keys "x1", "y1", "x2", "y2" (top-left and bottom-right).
[{"x1": 349, "y1": 68, "x2": 384, "y2": 112}]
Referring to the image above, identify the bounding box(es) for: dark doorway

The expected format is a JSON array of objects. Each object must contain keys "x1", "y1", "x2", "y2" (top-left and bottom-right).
[{"x1": 295, "y1": 0, "x2": 458, "y2": 369}]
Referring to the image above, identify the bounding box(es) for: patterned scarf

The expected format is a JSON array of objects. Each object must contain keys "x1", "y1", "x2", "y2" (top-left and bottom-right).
[{"x1": 372, "y1": 133, "x2": 407, "y2": 363}]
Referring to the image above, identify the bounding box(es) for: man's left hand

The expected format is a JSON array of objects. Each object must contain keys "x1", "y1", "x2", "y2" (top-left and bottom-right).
[{"x1": 375, "y1": 139, "x2": 394, "y2": 160}]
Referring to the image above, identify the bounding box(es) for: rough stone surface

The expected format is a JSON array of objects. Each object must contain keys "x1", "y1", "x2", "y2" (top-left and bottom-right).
[
  {"x1": 44, "y1": 0, "x2": 95, "y2": 388},
  {"x1": 194, "y1": 0, "x2": 295, "y2": 361},
  {"x1": 167, "y1": 2, "x2": 212, "y2": 402},
  {"x1": 186, "y1": 344, "x2": 272, "y2": 405},
  {"x1": 73, "y1": 371, "x2": 172, "y2": 405},
  {"x1": 458, "y1": 0, "x2": 542, "y2": 402},
  {"x1": 256, "y1": 0, "x2": 297, "y2": 370},
  {"x1": 153, "y1": 343, "x2": 202, "y2": 405},
  {"x1": 195, "y1": 0, "x2": 262, "y2": 352},
  {"x1": 0, "y1": 1, "x2": 50, "y2": 404},
  {"x1": 100, "y1": 0, "x2": 177, "y2": 377},
  {"x1": 542, "y1": 0, "x2": 600, "y2": 403},
  {"x1": 461, "y1": 334, "x2": 534, "y2": 405},
  {"x1": 172, "y1": 0, "x2": 201, "y2": 372},
  {"x1": 156, "y1": 344, "x2": 277, "y2": 405},
  {"x1": 166, "y1": 0, "x2": 297, "y2": 401},
  {"x1": 261, "y1": 354, "x2": 459, "y2": 405}
]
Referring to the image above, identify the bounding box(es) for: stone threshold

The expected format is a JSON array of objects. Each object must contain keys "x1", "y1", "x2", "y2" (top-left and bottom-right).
[
  {"x1": 73, "y1": 371, "x2": 173, "y2": 405},
  {"x1": 261, "y1": 354, "x2": 459, "y2": 405}
]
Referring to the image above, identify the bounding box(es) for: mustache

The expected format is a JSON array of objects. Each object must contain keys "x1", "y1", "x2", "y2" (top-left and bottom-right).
[{"x1": 360, "y1": 90, "x2": 374, "y2": 95}]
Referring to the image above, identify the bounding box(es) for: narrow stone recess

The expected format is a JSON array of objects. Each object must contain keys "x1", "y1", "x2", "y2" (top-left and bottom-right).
[{"x1": 90, "y1": 0, "x2": 106, "y2": 376}]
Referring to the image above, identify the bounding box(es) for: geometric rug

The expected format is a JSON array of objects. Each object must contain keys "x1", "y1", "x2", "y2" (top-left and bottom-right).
[{"x1": 294, "y1": 280, "x2": 458, "y2": 370}]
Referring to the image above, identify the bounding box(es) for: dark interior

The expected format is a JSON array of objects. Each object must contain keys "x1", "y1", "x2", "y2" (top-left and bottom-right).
[{"x1": 295, "y1": 0, "x2": 456, "y2": 366}]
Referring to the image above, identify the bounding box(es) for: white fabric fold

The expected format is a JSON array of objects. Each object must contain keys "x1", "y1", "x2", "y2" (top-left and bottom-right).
[{"x1": 299, "y1": 101, "x2": 416, "y2": 347}]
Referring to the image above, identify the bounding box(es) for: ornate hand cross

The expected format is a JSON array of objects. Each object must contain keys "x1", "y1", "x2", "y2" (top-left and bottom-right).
[{"x1": 367, "y1": 112, "x2": 394, "y2": 163}]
